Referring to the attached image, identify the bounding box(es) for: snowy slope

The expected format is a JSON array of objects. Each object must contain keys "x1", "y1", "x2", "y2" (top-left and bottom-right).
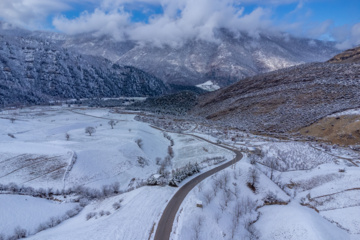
[
  {"x1": 0, "y1": 195, "x2": 79, "y2": 239},
  {"x1": 255, "y1": 202, "x2": 349, "y2": 240}
]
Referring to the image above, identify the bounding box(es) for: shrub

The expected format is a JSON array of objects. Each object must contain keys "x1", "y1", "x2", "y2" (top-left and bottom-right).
[
  {"x1": 113, "y1": 202, "x2": 121, "y2": 210},
  {"x1": 86, "y1": 212, "x2": 97, "y2": 220},
  {"x1": 8, "y1": 133, "x2": 15, "y2": 138},
  {"x1": 135, "y1": 139, "x2": 143, "y2": 149}
]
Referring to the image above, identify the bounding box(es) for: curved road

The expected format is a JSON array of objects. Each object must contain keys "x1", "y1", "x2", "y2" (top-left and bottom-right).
[
  {"x1": 67, "y1": 109, "x2": 243, "y2": 240},
  {"x1": 154, "y1": 135, "x2": 243, "y2": 240}
]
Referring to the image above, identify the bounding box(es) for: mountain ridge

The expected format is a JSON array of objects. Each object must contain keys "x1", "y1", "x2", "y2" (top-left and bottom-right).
[{"x1": 0, "y1": 31, "x2": 168, "y2": 107}]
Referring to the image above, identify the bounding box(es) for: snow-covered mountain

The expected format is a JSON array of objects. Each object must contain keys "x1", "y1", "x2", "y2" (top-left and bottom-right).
[
  {"x1": 0, "y1": 26, "x2": 168, "y2": 107},
  {"x1": 62, "y1": 29, "x2": 340, "y2": 86},
  {"x1": 0, "y1": 22, "x2": 342, "y2": 106}
]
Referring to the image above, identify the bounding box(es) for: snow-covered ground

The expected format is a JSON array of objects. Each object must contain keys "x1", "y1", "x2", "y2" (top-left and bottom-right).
[
  {"x1": 1, "y1": 107, "x2": 360, "y2": 240},
  {"x1": 1, "y1": 107, "x2": 170, "y2": 191},
  {"x1": 27, "y1": 186, "x2": 176, "y2": 240},
  {"x1": 0, "y1": 194, "x2": 79, "y2": 240},
  {"x1": 255, "y1": 202, "x2": 349, "y2": 240},
  {"x1": 196, "y1": 80, "x2": 221, "y2": 91}
]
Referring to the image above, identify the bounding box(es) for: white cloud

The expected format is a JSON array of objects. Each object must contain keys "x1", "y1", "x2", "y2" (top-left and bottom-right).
[
  {"x1": 52, "y1": 0, "x2": 275, "y2": 46},
  {"x1": 0, "y1": 0, "x2": 359, "y2": 49},
  {"x1": 53, "y1": 8, "x2": 130, "y2": 40},
  {"x1": 0, "y1": 0, "x2": 71, "y2": 29},
  {"x1": 307, "y1": 19, "x2": 333, "y2": 38},
  {"x1": 331, "y1": 23, "x2": 360, "y2": 50}
]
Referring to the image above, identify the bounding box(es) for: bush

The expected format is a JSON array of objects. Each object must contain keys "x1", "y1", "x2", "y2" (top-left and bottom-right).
[
  {"x1": 8, "y1": 133, "x2": 15, "y2": 138},
  {"x1": 135, "y1": 139, "x2": 143, "y2": 149},
  {"x1": 13, "y1": 226, "x2": 27, "y2": 239},
  {"x1": 86, "y1": 212, "x2": 97, "y2": 220},
  {"x1": 113, "y1": 202, "x2": 121, "y2": 210},
  {"x1": 169, "y1": 162, "x2": 200, "y2": 187}
]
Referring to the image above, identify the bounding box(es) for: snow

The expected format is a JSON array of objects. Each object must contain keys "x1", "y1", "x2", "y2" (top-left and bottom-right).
[
  {"x1": 171, "y1": 158, "x2": 290, "y2": 240},
  {"x1": 329, "y1": 108, "x2": 360, "y2": 117},
  {"x1": 171, "y1": 133, "x2": 235, "y2": 169},
  {"x1": 320, "y1": 207, "x2": 360, "y2": 235},
  {"x1": 255, "y1": 202, "x2": 349, "y2": 240},
  {"x1": 0, "y1": 107, "x2": 170, "y2": 190},
  {"x1": 27, "y1": 186, "x2": 176, "y2": 240},
  {"x1": 1, "y1": 107, "x2": 360, "y2": 240},
  {"x1": 196, "y1": 80, "x2": 221, "y2": 91},
  {"x1": 0, "y1": 194, "x2": 78, "y2": 238}
]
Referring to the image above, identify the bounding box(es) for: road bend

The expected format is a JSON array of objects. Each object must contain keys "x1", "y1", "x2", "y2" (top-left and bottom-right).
[{"x1": 154, "y1": 137, "x2": 243, "y2": 240}]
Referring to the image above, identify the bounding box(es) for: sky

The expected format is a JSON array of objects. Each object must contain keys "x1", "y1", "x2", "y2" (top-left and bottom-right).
[{"x1": 0, "y1": 0, "x2": 359, "y2": 49}]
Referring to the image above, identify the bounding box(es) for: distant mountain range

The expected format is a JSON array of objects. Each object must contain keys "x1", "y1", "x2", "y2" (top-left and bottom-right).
[
  {"x1": 0, "y1": 22, "x2": 343, "y2": 106},
  {"x1": 62, "y1": 29, "x2": 340, "y2": 86}
]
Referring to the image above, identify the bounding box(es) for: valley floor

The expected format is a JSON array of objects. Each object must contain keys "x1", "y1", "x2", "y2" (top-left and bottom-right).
[{"x1": 0, "y1": 106, "x2": 359, "y2": 240}]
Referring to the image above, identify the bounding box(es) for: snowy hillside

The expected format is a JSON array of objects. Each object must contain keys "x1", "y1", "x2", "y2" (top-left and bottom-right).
[
  {"x1": 1, "y1": 107, "x2": 360, "y2": 240},
  {"x1": 0, "y1": 28, "x2": 168, "y2": 107},
  {"x1": 62, "y1": 29, "x2": 339, "y2": 86}
]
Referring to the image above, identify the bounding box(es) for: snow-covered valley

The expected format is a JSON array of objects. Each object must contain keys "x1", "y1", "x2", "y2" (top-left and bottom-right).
[{"x1": 0, "y1": 107, "x2": 359, "y2": 240}]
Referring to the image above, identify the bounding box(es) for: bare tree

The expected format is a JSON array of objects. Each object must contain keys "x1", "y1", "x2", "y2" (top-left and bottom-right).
[
  {"x1": 111, "y1": 181, "x2": 120, "y2": 194},
  {"x1": 247, "y1": 168, "x2": 259, "y2": 192},
  {"x1": 168, "y1": 146, "x2": 174, "y2": 158},
  {"x1": 192, "y1": 216, "x2": 204, "y2": 240},
  {"x1": 203, "y1": 190, "x2": 213, "y2": 205},
  {"x1": 197, "y1": 181, "x2": 204, "y2": 193},
  {"x1": 65, "y1": 132, "x2": 70, "y2": 141},
  {"x1": 108, "y1": 120, "x2": 116, "y2": 129},
  {"x1": 231, "y1": 215, "x2": 238, "y2": 239},
  {"x1": 211, "y1": 179, "x2": 220, "y2": 196},
  {"x1": 14, "y1": 226, "x2": 27, "y2": 238},
  {"x1": 222, "y1": 189, "x2": 232, "y2": 207},
  {"x1": 220, "y1": 172, "x2": 230, "y2": 188},
  {"x1": 214, "y1": 212, "x2": 221, "y2": 224},
  {"x1": 85, "y1": 127, "x2": 96, "y2": 136}
]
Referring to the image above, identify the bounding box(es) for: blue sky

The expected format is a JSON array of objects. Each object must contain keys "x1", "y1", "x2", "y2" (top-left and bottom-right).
[{"x1": 0, "y1": 0, "x2": 359, "y2": 48}]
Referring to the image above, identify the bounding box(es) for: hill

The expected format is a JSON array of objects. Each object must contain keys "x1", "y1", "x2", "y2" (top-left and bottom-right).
[
  {"x1": 327, "y1": 46, "x2": 360, "y2": 63},
  {"x1": 0, "y1": 31, "x2": 168, "y2": 107},
  {"x1": 192, "y1": 62, "x2": 360, "y2": 139}
]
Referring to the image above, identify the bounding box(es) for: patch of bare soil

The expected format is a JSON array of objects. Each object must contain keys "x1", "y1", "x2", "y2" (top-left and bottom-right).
[{"x1": 299, "y1": 115, "x2": 360, "y2": 146}]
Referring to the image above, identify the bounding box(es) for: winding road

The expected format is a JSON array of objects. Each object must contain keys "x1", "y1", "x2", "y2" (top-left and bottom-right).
[
  {"x1": 154, "y1": 134, "x2": 243, "y2": 240},
  {"x1": 68, "y1": 108, "x2": 243, "y2": 240}
]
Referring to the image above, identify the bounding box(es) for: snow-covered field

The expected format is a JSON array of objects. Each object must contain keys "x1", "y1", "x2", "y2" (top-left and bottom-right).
[
  {"x1": 0, "y1": 194, "x2": 79, "y2": 240},
  {"x1": 1, "y1": 106, "x2": 360, "y2": 240},
  {"x1": 0, "y1": 107, "x2": 235, "y2": 239},
  {"x1": 26, "y1": 186, "x2": 176, "y2": 240}
]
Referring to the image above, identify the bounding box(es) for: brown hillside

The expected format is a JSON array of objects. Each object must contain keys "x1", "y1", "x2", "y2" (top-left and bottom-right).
[
  {"x1": 191, "y1": 62, "x2": 360, "y2": 136},
  {"x1": 328, "y1": 46, "x2": 360, "y2": 63}
]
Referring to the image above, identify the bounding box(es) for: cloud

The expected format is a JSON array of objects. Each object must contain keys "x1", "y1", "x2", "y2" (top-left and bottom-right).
[
  {"x1": 333, "y1": 23, "x2": 360, "y2": 49},
  {"x1": 0, "y1": 0, "x2": 71, "y2": 29},
  {"x1": 306, "y1": 19, "x2": 333, "y2": 38},
  {"x1": 240, "y1": 0, "x2": 299, "y2": 4},
  {"x1": 52, "y1": 0, "x2": 275, "y2": 46},
  {"x1": 1, "y1": 0, "x2": 359, "y2": 49},
  {"x1": 53, "y1": 8, "x2": 130, "y2": 40}
]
